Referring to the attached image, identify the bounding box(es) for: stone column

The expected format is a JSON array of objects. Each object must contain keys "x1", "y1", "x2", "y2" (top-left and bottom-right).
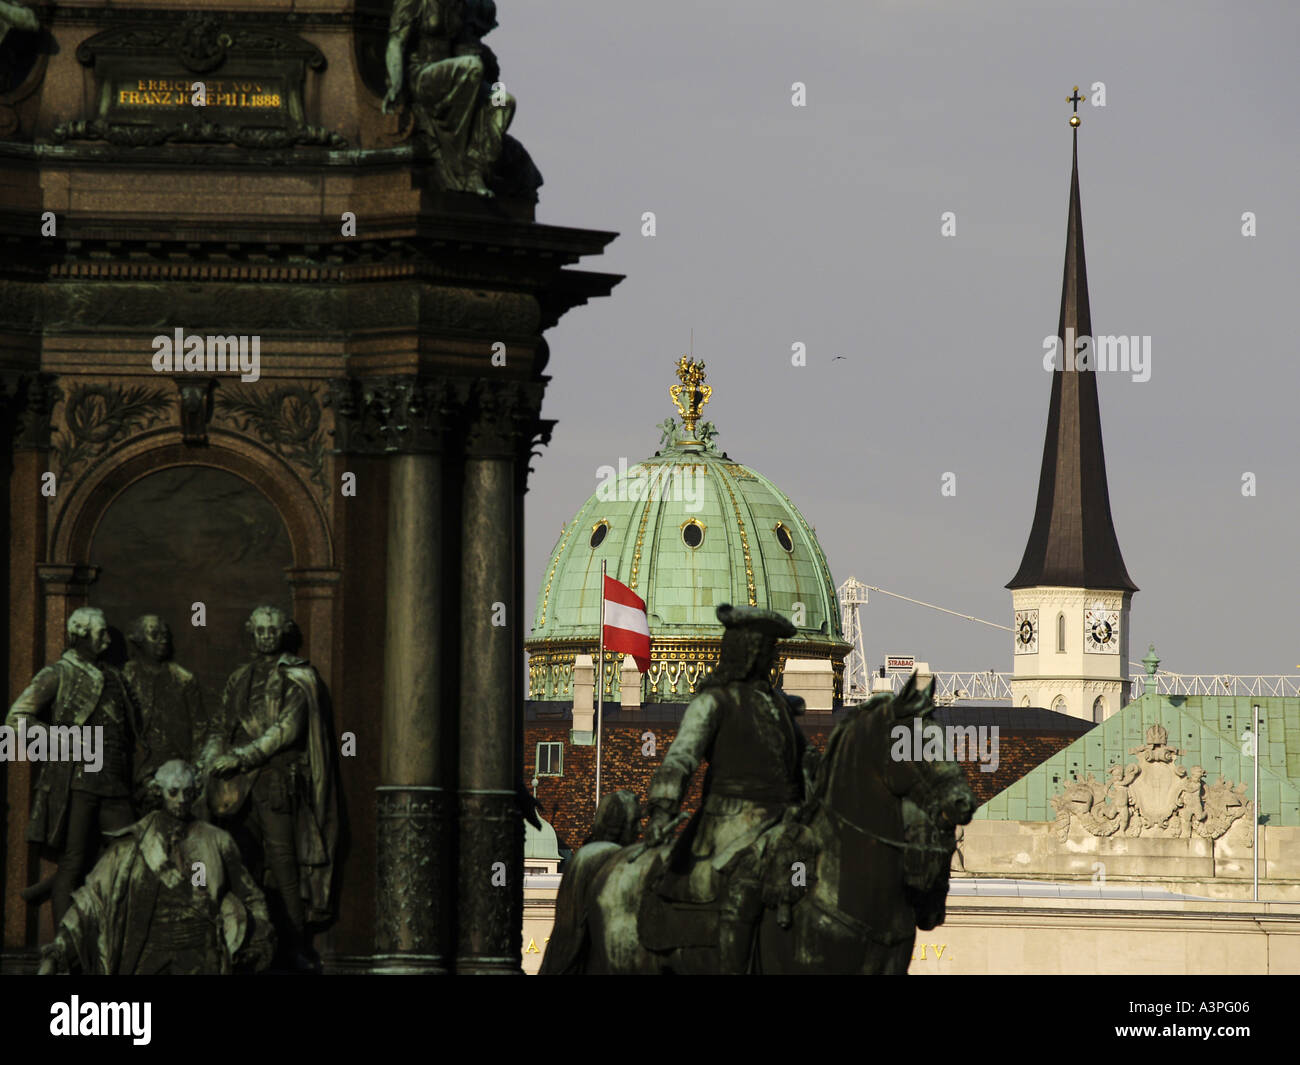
[
  {"x1": 37, "y1": 565, "x2": 99, "y2": 663},
  {"x1": 336, "y1": 376, "x2": 457, "y2": 974},
  {"x1": 1, "y1": 374, "x2": 55, "y2": 950},
  {"x1": 455, "y1": 380, "x2": 545, "y2": 974},
  {"x1": 375, "y1": 449, "x2": 446, "y2": 973},
  {"x1": 285, "y1": 567, "x2": 340, "y2": 679}
]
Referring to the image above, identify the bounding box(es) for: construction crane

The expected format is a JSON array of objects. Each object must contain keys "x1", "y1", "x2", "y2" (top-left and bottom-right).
[{"x1": 837, "y1": 577, "x2": 871, "y2": 703}]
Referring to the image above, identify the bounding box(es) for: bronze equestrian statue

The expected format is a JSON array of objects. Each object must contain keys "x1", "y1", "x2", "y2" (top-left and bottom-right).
[{"x1": 542, "y1": 605, "x2": 975, "y2": 974}]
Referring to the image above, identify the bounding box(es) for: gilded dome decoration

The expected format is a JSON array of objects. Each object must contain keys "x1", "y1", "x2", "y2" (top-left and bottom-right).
[{"x1": 526, "y1": 360, "x2": 849, "y2": 703}]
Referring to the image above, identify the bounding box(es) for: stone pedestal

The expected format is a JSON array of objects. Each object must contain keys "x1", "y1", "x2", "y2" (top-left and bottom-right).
[{"x1": 0, "y1": 2, "x2": 620, "y2": 972}]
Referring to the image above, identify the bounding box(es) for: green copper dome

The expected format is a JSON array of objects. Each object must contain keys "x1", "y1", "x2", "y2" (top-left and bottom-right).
[{"x1": 527, "y1": 359, "x2": 848, "y2": 702}]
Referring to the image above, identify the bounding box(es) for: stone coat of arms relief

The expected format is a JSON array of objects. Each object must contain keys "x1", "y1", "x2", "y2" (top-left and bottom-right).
[{"x1": 1049, "y1": 724, "x2": 1253, "y2": 844}]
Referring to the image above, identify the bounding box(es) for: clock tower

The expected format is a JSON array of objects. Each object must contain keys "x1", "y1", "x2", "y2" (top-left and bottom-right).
[{"x1": 1007, "y1": 94, "x2": 1137, "y2": 723}]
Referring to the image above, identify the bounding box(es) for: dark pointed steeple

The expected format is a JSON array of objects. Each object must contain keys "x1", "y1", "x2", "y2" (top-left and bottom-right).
[{"x1": 1007, "y1": 116, "x2": 1137, "y2": 593}]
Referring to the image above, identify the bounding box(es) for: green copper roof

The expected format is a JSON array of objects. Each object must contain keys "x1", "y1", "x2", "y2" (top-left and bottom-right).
[
  {"x1": 529, "y1": 428, "x2": 845, "y2": 647},
  {"x1": 525, "y1": 816, "x2": 562, "y2": 861},
  {"x1": 975, "y1": 694, "x2": 1300, "y2": 825}
]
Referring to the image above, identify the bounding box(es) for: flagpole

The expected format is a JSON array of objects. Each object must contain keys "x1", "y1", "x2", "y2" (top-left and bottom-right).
[
  {"x1": 596, "y1": 559, "x2": 606, "y2": 811},
  {"x1": 1253, "y1": 702, "x2": 1260, "y2": 902}
]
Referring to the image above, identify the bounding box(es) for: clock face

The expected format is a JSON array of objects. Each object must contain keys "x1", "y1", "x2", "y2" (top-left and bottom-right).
[
  {"x1": 1014, "y1": 609, "x2": 1039, "y2": 654},
  {"x1": 1084, "y1": 604, "x2": 1120, "y2": 654}
]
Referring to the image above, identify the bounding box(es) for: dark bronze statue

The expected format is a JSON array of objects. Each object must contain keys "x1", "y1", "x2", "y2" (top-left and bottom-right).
[
  {"x1": 382, "y1": 0, "x2": 517, "y2": 196},
  {"x1": 205, "y1": 606, "x2": 339, "y2": 971},
  {"x1": 37, "y1": 760, "x2": 275, "y2": 975},
  {"x1": 542, "y1": 606, "x2": 976, "y2": 974},
  {"x1": 124, "y1": 614, "x2": 206, "y2": 797},
  {"x1": 5, "y1": 606, "x2": 140, "y2": 925},
  {"x1": 641, "y1": 605, "x2": 817, "y2": 972},
  {"x1": 0, "y1": 0, "x2": 37, "y2": 96},
  {"x1": 0, "y1": 0, "x2": 36, "y2": 47}
]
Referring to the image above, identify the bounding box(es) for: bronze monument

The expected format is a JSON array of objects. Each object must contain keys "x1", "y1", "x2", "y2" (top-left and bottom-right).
[
  {"x1": 206, "y1": 606, "x2": 339, "y2": 971},
  {"x1": 543, "y1": 607, "x2": 976, "y2": 975},
  {"x1": 37, "y1": 760, "x2": 274, "y2": 975},
  {"x1": 0, "y1": 0, "x2": 616, "y2": 974},
  {"x1": 5, "y1": 607, "x2": 140, "y2": 927},
  {"x1": 124, "y1": 614, "x2": 206, "y2": 799}
]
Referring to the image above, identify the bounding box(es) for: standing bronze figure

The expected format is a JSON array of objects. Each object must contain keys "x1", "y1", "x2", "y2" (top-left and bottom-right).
[
  {"x1": 206, "y1": 606, "x2": 339, "y2": 971},
  {"x1": 124, "y1": 614, "x2": 206, "y2": 798},
  {"x1": 5, "y1": 606, "x2": 139, "y2": 925}
]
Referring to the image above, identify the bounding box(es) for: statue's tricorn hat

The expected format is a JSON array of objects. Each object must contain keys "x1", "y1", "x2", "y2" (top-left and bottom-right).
[{"x1": 715, "y1": 603, "x2": 796, "y2": 638}]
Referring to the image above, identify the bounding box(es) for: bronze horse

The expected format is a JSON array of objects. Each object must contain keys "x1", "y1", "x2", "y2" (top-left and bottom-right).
[{"x1": 541, "y1": 676, "x2": 976, "y2": 974}]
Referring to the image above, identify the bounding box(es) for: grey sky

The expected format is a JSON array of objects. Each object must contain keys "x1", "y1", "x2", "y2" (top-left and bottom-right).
[{"x1": 498, "y1": 1, "x2": 1299, "y2": 678}]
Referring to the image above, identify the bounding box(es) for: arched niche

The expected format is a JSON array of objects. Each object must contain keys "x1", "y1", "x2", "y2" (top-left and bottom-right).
[{"x1": 87, "y1": 466, "x2": 294, "y2": 708}]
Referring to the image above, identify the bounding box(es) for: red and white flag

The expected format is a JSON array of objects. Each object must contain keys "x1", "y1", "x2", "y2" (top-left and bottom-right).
[{"x1": 602, "y1": 574, "x2": 651, "y2": 673}]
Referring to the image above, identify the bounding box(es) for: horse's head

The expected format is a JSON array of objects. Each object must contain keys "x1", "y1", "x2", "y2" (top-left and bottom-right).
[
  {"x1": 816, "y1": 673, "x2": 976, "y2": 832},
  {"x1": 810, "y1": 675, "x2": 977, "y2": 938}
]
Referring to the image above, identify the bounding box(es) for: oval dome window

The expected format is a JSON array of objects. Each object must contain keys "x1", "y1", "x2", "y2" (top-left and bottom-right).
[
  {"x1": 681, "y1": 521, "x2": 704, "y2": 549},
  {"x1": 590, "y1": 522, "x2": 609, "y2": 548},
  {"x1": 775, "y1": 523, "x2": 794, "y2": 552}
]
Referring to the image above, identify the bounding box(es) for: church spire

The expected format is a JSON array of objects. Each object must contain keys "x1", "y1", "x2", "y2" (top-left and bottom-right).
[{"x1": 1007, "y1": 98, "x2": 1136, "y2": 593}]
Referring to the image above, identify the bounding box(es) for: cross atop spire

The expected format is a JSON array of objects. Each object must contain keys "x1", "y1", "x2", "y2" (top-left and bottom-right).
[
  {"x1": 1067, "y1": 85, "x2": 1085, "y2": 127},
  {"x1": 1007, "y1": 119, "x2": 1136, "y2": 593}
]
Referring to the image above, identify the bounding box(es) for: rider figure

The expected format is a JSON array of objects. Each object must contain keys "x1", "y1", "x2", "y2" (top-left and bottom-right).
[{"x1": 643, "y1": 604, "x2": 817, "y2": 973}]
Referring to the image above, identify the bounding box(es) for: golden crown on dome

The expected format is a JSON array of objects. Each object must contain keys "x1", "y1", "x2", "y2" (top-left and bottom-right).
[{"x1": 669, "y1": 356, "x2": 712, "y2": 442}]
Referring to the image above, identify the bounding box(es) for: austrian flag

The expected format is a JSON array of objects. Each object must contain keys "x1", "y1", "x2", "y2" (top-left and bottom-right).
[{"x1": 602, "y1": 575, "x2": 651, "y2": 673}]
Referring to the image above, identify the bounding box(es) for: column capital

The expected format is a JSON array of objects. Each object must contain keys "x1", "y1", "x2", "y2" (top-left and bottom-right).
[
  {"x1": 285, "y1": 567, "x2": 342, "y2": 592},
  {"x1": 36, "y1": 563, "x2": 100, "y2": 594},
  {"x1": 328, "y1": 375, "x2": 471, "y2": 456},
  {"x1": 0, "y1": 372, "x2": 59, "y2": 451},
  {"x1": 463, "y1": 377, "x2": 549, "y2": 461}
]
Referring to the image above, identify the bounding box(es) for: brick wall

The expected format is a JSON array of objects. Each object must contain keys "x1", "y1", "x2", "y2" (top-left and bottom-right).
[{"x1": 524, "y1": 715, "x2": 1081, "y2": 852}]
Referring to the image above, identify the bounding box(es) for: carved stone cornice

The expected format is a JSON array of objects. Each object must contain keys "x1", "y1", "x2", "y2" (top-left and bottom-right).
[
  {"x1": 1010, "y1": 677, "x2": 1126, "y2": 691},
  {"x1": 1, "y1": 281, "x2": 539, "y2": 338},
  {"x1": 71, "y1": 18, "x2": 328, "y2": 74},
  {"x1": 328, "y1": 374, "x2": 469, "y2": 456},
  {"x1": 51, "y1": 120, "x2": 347, "y2": 150},
  {"x1": 49, "y1": 8, "x2": 383, "y2": 30},
  {"x1": 1011, "y1": 588, "x2": 1130, "y2": 608}
]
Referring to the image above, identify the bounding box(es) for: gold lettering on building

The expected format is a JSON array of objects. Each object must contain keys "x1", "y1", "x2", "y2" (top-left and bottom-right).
[{"x1": 114, "y1": 78, "x2": 283, "y2": 111}]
